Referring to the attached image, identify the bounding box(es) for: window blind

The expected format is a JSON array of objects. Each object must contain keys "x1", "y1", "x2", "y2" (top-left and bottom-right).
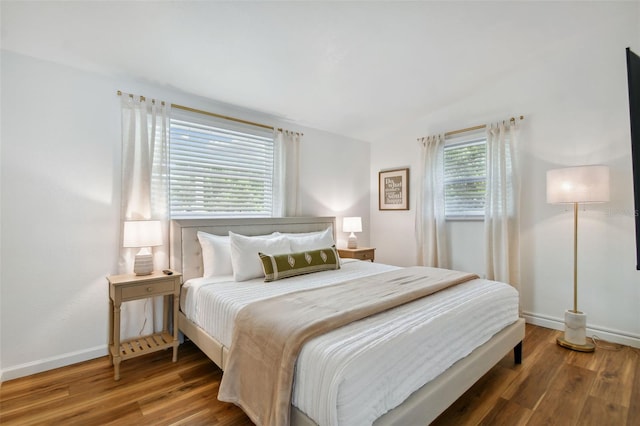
[
  {"x1": 169, "y1": 111, "x2": 275, "y2": 218},
  {"x1": 443, "y1": 137, "x2": 486, "y2": 218}
]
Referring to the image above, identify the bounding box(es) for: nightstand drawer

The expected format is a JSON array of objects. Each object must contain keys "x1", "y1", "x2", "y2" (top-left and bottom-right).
[
  {"x1": 121, "y1": 280, "x2": 175, "y2": 299},
  {"x1": 355, "y1": 251, "x2": 374, "y2": 261},
  {"x1": 337, "y1": 247, "x2": 375, "y2": 262}
]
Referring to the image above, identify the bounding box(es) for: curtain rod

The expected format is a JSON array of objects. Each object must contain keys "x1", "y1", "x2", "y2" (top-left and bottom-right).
[
  {"x1": 417, "y1": 115, "x2": 525, "y2": 141},
  {"x1": 444, "y1": 115, "x2": 525, "y2": 138},
  {"x1": 116, "y1": 91, "x2": 302, "y2": 135},
  {"x1": 117, "y1": 90, "x2": 167, "y2": 106}
]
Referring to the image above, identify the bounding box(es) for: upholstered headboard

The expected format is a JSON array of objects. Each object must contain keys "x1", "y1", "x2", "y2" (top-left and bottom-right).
[{"x1": 170, "y1": 217, "x2": 336, "y2": 281}]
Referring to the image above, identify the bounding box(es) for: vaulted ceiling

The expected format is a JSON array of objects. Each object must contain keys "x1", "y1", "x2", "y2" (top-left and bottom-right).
[{"x1": 0, "y1": 1, "x2": 626, "y2": 142}]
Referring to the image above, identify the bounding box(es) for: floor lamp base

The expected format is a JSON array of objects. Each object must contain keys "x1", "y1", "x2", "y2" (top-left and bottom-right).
[
  {"x1": 556, "y1": 309, "x2": 595, "y2": 352},
  {"x1": 556, "y1": 336, "x2": 595, "y2": 352}
]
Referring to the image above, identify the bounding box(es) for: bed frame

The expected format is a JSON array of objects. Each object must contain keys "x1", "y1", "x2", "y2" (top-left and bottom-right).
[{"x1": 170, "y1": 217, "x2": 525, "y2": 426}]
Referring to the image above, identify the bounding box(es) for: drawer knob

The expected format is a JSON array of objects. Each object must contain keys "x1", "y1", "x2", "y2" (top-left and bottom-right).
[{"x1": 146, "y1": 287, "x2": 153, "y2": 292}]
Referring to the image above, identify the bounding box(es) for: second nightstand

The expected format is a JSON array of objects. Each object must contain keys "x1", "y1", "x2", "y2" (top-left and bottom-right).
[
  {"x1": 107, "y1": 270, "x2": 181, "y2": 380},
  {"x1": 337, "y1": 247, "x2": 376, "y2": 262}
]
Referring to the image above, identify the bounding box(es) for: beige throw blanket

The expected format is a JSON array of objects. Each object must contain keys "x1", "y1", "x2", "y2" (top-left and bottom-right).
[{"x1": 218, "y1": 266, "x2": 478, "y2": 426}]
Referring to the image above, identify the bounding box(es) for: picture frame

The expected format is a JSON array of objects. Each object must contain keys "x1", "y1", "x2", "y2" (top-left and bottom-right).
[{"x1": 379, "y1": 168, "x2": 409, "y2": 210}]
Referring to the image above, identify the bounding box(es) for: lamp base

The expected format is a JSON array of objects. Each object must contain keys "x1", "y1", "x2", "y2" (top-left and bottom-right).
[
  {"x1": 556, "y1": 336, "x2": 595, "y2": 352},
  {"x1": 556, "y1": 309, "x2": 595, "y2": 352},
  {"x1": 133, "y1": 253, "x2": 154, "y2": 276},
  {"x1": 347, "y1": 233, "x2": 358, "y2": 249}
]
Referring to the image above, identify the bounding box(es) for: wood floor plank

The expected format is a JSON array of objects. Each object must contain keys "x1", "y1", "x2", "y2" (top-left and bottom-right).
[
  {"x1": 577, "y1": 395, "x2": 628, "y2": 426},
  {"x1": 4, "y1": 373, "x2": 184, "y2": 425},
  {"x1": 0, "y1": 326, "x2": 637, "y2": 426},
  {"x1": 138, "y1": 376, "x2": 218, "y2": 416},
  {"x1": 628, "y1": 348, "x2": 640, "y2": 426},
  {"x1": 526, "y1": 363, "x2": 596, "y2": 425},
  {"x1": 431, "y1": 362, "x2": 518, "y2": 426},
  {"x1": 501, "y1": 339, "x2": 566, "y2": 409},
  {"x1": 0, "y1": 385, "x2": 69, "y2": 417},
  {"x1": 167, "y1": 409, "x2": 216, "y2": 426},
  {"x1": 477, "y1": 397, "x2": 532, "y2": 426},
  {"x1": 589, "y1": 345, "x2": 635, "y2": 407}
]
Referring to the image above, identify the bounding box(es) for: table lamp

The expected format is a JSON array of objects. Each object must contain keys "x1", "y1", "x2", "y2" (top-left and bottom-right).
[
  {"x1": 343, "y1": 217, "x2": 362, "y2": 249},
  {"x1": 123, "y1": 220, "x2": 162, "y2": 275},
  {"x1": 546, "y1": 165, "x2": 609, "y2": 352}
]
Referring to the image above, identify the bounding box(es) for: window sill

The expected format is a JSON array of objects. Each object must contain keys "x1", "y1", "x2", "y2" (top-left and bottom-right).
[{"x1": 445, "y1": 216, "x2": 484, "y2": 222}]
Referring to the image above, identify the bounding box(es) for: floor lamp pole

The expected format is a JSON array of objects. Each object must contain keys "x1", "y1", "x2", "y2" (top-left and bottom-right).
[
  {"x1": 573, "y1": 202, "x2": 578, "y2": 314},
  {"x1": 557, "y1": 202, "x2": 594, "y2": 352}
]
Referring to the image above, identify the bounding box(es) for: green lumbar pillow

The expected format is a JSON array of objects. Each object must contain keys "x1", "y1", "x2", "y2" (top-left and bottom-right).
[{"x1": 259, "y1": 246, "x2": 340, "y2": 282}]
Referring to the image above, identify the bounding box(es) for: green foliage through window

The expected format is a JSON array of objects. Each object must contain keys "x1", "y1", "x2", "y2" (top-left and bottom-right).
[
  {"x1": 169, "y1": 114, "x2": 274, "y2": 218},
  {"x1": 443, "y1": 138, "x2": 486, "y2": 218}
]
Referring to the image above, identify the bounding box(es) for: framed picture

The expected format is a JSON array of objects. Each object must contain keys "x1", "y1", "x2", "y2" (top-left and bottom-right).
[{"x1": 379, "y1": 168, "x2": 409, "y2": 210}]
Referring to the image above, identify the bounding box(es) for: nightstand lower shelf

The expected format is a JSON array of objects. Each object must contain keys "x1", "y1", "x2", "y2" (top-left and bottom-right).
[{"x1": 111, "y1": 332, "x2": 176, "y2": 361}]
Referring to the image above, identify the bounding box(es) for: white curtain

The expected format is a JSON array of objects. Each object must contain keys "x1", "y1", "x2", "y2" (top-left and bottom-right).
[
  {"x1": 485, "y1": 121, "x2": 520, "y2": 288},
  {"x1": 273, "y1": 129, "x2": 301, "y2": 217},
  {"x1": 119, "y1": 93, "x2": 170, "y2": 338},
  {"x1": 416, "y1": 134, "x2": 448, "y2": 267}
]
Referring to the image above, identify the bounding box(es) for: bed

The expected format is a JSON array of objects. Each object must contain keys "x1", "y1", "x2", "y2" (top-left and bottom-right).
[{"x1": 170, "y1": 217, "x2": 525, "y2": 426}]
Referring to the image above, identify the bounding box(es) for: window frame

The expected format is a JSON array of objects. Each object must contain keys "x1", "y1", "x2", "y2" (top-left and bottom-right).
[
  {"x1": 443, "y1": 133, "x2": 487, "y2": 221},
  {"x1": 168, "y1": 109, "x2": 276, "y2": 219}
]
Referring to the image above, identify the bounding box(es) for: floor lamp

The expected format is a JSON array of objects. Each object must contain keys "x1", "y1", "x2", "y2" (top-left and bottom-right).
[{"x1": 546, "y1": 165, "x2": 609, "y2": 352}]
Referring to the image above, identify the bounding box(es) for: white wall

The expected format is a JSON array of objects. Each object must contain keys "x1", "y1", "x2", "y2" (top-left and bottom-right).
[
  {"x1": 371, "y1": 2, "x2": 640, "y2": 347},
  {"x1": 299, "y1": 128, "x2": 372, "y2": 248},
  {"x1": 1, "y1": 53, "x2": 121, "y2": 381},
  {"x1": 0, "y1": 51, "x2": 371, "y2": 380}
]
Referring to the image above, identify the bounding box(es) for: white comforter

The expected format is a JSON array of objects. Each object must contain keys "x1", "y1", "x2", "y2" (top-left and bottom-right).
[{"x1": 181, "y1": 260, "x2": 519, "y2": 426}]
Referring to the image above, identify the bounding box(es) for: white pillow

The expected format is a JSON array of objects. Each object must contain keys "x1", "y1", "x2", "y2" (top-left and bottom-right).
[
  {"x1": 229, "y1": 232, "x2": 291, "y2": 281},
  {"x1": 197, "y1": 232, "x2": 233, "y2": 278},
  {"x1": 283, "y1": 227, "x2": 335, "y2": 252}
]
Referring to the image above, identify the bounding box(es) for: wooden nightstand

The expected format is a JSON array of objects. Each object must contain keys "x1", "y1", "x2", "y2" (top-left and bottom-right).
[
  {"x1": 107, "y1": 270, "x2": 181, "y2": 380},
  {"x1": 337, "y1": 247, "x2": 376, "y2": 262}
]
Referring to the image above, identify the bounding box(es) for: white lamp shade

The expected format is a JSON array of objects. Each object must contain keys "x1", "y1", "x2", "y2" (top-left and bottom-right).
[
  {"x1": 342, "y1": 217, "x2": 362, "y2": 233},
  {"x1": 546, "y1": 165, "x2": 610, "y2": 204},
  {"x1": 123, "y1": 220, "x2": 162, "y2": 248}
]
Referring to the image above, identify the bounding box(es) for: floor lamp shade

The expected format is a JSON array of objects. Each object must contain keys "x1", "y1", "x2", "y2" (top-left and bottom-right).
[
  {"x1": 343, "y1": 216, "x2": 362, "y2": 249},
  {"x1": 546, "y1": 165, "x2": 610, "y2": 204},
  {"x1": 123, "y1": 220, "x2": 162, "y2": 275},
  {"x1": 546, "y1": 165, "x2": 609, "y2": 352}
]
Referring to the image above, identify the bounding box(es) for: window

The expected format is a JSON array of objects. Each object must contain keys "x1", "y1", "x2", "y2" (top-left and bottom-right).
[
  {"x1": 443, "y1": 136, "x2": 486, "y2": 219},
  {"x1": 169, "y1": 110, "x2": 275, "y2": 218}
]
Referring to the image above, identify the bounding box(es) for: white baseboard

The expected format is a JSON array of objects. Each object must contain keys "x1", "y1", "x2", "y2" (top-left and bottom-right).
[
  {"x1": 522, "y1": 311, "x2": 640, "y2": 349},
  {"x1": 1, "y1": 345, "x2": 108, "y2": 382}
]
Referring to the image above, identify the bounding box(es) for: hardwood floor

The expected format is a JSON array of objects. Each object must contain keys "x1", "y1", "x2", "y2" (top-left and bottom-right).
[{"x1": 1, "y1": 324, "x2": 638, "y2": 425}]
